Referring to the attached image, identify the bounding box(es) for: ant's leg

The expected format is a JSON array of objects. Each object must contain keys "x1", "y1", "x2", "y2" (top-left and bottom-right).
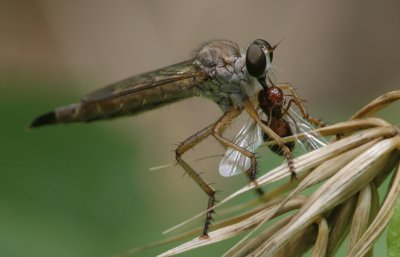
[
  {"x1": 244, "y1": 98, "x2": 297, "y2": 181},
  {"x1": 277, "y1": 83, "x2": 325, "y2": 127},
  {"x1": 281, "y1": 98, "x2": 295, "y2": 116},
  {"x1": 175, "y1": 123, "x2": 216, "y2": 238},
  {"x1": 212, "y1": 109, "x2": 264, "y2": 195}
]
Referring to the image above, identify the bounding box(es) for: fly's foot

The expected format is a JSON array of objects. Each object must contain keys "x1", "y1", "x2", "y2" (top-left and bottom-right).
[
  {"x1": 245, "y1": 158, "x2": 265, "y2": 196},
  {"x1": 199, "y1": 234, "x2": 211, "y2": 240},
  {"x1": 290, "y1": 170, "x2": 298, "y2": 182},
  {"x1": 200, "y1": 194, "x2": 216, "y2": 239}
]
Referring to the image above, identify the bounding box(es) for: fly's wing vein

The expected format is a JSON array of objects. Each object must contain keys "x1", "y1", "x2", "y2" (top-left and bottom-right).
[
  {"x1": 219, "y1": 112, "x2": 263, "y2": 177},
  {"x1": 82, "y1": 60, "x2": 207, "y2": 103},
  {"x1": 58, "y1": 60, "x2": 213, "y2": 122},
  {"x1": 287, "y1": 108, "x2": 327, "y2": 151}
]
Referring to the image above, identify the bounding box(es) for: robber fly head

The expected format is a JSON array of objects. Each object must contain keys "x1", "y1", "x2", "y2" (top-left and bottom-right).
[{"x1": 245, "y1": 39, "x2": 277, "y2": 89}]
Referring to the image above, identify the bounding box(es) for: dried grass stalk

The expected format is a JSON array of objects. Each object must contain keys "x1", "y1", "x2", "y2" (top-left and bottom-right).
[
  {"x1": 310, "y1": 218, "x2": 329, "y2": 257},
  {"x1": 347, "y1": 163, "x2": 400, "y2": 257},
  {"x1": 128, "y1": 90, "x2": 400, "y2": 257},
  {"x1": 347, "y1": 184, "x2": 372, "y2": 255}
]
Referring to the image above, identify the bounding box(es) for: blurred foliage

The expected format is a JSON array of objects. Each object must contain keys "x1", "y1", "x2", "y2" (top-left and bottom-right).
[
  {"x1": 388, "y1": 198, "x2": 400, "y2": 257},
  {"x1": 1, "y1": 74, "x2": 151, "y2": 257}
]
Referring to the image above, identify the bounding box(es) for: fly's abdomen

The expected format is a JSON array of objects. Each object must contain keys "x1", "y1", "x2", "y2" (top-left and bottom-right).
[{"x1": 30, "y1": 61, "x2": 208, "y2": 127}]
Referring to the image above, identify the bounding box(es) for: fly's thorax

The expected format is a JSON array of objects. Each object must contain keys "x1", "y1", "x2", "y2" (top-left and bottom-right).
[
  {"x1": 199, "y1": 67, "x2": 255, "y2": 112},
  {"x1": 194, "y1": 40, "x2": 246, "y2": 86},
  {"x1": 199, "y1": 78, "x2": 244, "y2": 112},
  {"x1": 193, "y1": 40, "x2": 258, "y2": 111},
  {"x1": 194, "y1": 40, "x2": 241, "y2": 70}
]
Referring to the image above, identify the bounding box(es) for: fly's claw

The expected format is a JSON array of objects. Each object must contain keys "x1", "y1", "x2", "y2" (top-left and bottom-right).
[
  {"x1": 290, "y1": 171, "x2": 298, "y2": 182},
  {"x1": 199, "y1": 233, "x2": 211, "y2": 240},
  {"x1": 200, "y1": 194, "x2": 217, "y2": 239},
  {"x1": 317, "y1": 118, "x2": 328, "y2": 127},
  {"x1": 256, "y1": 188, "x2": 265, "y2": 196}
]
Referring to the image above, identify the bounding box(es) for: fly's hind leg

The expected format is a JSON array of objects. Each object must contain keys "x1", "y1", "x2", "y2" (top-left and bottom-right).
[
  {"x1": 212, "y1": 109, "x2": 264, "y2": 195},
  {"x1": 175, "y1": 123, "x2": 216, "y2": 238},
  {"x1": 277, "y1": 83, "x2": 325, "y2": 127},
  {"x1": 244, "y1": 99, "x2": 297, "y2": 181}
]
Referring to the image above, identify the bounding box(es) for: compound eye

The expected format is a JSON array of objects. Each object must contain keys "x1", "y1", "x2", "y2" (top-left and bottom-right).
[
  {"x1": 253, "y1": 39, "x2": 273, "y2": 62},
  {"x1": 246, "y1": 43, "x2": 266, "y2": 78}
]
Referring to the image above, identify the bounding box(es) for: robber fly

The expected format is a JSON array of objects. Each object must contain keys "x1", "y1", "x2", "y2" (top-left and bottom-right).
[
  {"x1": 219, "y1": 84, "x2": 326, "y2": 180},
  {"x1": 30, "y1": 39, "x2": 318, "y2": 237}
]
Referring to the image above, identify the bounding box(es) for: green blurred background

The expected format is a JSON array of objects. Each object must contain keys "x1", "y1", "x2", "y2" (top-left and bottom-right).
[{"x1": 1, "y1": 1, "x2": 400, "y2": 257}]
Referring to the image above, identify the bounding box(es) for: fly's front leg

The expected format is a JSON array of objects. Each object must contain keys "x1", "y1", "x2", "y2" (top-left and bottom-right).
[
  {"x1": 212, "y1": 109, "x2": 264, "y2": 195},
  {"x1": 175, "y1": 123, "x2": 216, "y2": 238},
  {"x1": 277, "y1": 83, "x2": 325, "y2": 127},
  {"x1": 244, "y1": 99, "x2": 297, "y2": 181}
]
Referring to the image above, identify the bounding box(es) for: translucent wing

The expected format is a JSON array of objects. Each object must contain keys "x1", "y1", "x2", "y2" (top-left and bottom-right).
[
  {"x1": 82, "y1": 60, "x2": 206, "y2": 102},
  {"x1": 219, "y1": 112, "x2": 264, "y2": 177},
  {"x1": 60, "y1": 60, "x2": 211, "y2": 123},
  {"x1": 287, "y1": 108, "x2": 327, "y2": 151}
]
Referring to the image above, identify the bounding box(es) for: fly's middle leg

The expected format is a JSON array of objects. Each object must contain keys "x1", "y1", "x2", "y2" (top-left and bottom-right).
[
  {"x1": 175, "y1": 123, "x2": 215, "y2": 238},
  {"x1": 212, "y1": 108, "x2": 264, "y2": 196}
]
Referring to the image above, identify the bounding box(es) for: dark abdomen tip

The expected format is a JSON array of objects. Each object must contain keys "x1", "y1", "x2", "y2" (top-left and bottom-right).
[{"x1": 30, "y1": 111, "x2": 57, "y2": 128}]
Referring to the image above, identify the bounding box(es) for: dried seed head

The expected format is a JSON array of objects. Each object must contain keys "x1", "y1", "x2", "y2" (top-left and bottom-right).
[{"x1": 120, "y1": 90, "x2": 400, "y2": 257}]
